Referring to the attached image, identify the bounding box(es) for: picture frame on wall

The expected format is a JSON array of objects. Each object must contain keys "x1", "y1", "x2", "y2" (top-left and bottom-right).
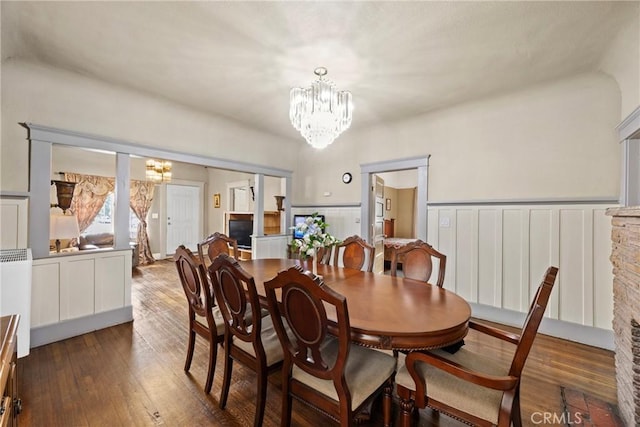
[
  {"x1": 386, "y1": 198, "x2": 391, "y2": 211},
  {"x1": 213, "y1": 193, "x2": 221, "y2": 208}
]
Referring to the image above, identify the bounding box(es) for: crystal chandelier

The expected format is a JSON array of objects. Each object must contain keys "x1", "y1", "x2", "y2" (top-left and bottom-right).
[
  {"x1": 145, "y1": 159, "x2": 172, "y2": 183},
  {"x1": 289, "y1": 67, "x2": 353, "y2": 149}
]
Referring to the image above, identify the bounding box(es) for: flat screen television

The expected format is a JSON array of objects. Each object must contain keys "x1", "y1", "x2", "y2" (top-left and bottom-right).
[
  {"x1": 292, "y1": 214, "x2": 325, "y2": 239},
  {"x1": 228, "y1": 219, "x2": 253, "y2": 249}
]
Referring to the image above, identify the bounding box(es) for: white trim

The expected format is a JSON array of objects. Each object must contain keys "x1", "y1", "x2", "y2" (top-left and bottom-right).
[
  {"x1": 30, "y1": 306, "x2": 133, "y2": 348},
  {"x1": 23, "y1": 123, "x2": 293, "y2": 178},
  {"x1": 428, "y1": 197, "x2": 618, "y2": 206},
  {"x1": 359, "y1": 156, "x2": 430, "y2": 243},
  {"x1": 617, "y1": 104, "x2": 640, "y2": 140}
]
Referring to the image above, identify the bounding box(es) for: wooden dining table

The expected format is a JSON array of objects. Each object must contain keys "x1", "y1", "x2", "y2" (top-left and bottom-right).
[{"x1": 239, "y1": 258, "x2": 471, "y2": 351}]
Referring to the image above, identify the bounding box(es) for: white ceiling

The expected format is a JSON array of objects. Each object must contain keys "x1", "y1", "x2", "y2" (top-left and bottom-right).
[{"x1": 1, "y1": 1, "x2": 634, "y2": 142}]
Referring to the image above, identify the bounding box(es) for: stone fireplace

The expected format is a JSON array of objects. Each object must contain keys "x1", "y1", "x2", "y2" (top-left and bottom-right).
[{"x1": 607, "y1": 207, "x2": 640, "y2": 426}]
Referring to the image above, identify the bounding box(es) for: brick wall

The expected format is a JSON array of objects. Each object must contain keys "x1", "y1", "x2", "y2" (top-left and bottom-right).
[{"x1": 607, "y1": 207, "x2": 640, "y2": 426}]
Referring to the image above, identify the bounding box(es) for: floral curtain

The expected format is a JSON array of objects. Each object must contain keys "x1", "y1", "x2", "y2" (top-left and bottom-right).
[
  {"x1": 64, "y1": 173, "x2": 115, "y2": 234},
  {"x1": 130, "y1": 180, "x2": 155, "y2": 265}
]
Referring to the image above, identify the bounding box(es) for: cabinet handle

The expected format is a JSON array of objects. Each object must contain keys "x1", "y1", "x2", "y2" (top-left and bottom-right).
[{"x1": 14, "y1": 398, "x2": 21, "y2": 415}]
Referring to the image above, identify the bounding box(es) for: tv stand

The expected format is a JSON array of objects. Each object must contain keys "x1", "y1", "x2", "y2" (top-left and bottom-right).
[
  {"x1": 237, "y1": 248, "x2": 252, "y2": 261},
  {"x1": 224, "y1": 211, "x2": 282, "y2": 236}
]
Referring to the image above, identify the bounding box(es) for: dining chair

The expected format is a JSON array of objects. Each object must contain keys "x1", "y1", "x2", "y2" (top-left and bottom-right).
[
  {"x1": 198, "y1": 232, "x2": 239, "y2": 265},
  {"x1": 208, "y1": 253, "x2": 284, "y2": 427},
  {"x1": 332, "y1": 235, "x2": 375, "y2": 272},
  {"x1": 317, "y1": 245, "x2": 333, "y2": 265},
  {"x1": 264, "y1": 265, "x2": 397, "y2": 427},
  {"x1": 173, "y1": 245, "x2": 225, "y2": 394},
  {"x1": 390, "y1": 239, "x2": 446, "y2": 287},
  {"x1": 395, "y1": 266, "x2": 558, "y2": 427}
]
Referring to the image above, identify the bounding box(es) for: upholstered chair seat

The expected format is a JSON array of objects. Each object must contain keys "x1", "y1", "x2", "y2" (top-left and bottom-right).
[
  {"x1": 233, "y1": 315, "x2": 288, "y2": 367},
  {"x1": 293, "y1": 338, "x2": 397, "y2": 409},
  {"x1": 396, "y1": 349, "x2": 507, "y2": 424}
]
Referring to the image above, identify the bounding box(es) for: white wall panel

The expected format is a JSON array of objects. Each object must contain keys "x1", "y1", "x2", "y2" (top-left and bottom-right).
[
  {"x1": 559, "y1": 209, "x2": 587, "y2": 324},
  {"x1": 455, "y1": 210, "x2": 475, "y2": 300},
  {"x1": 428, "y1": 203, "x2": 614, "y2": 333},
  {"x1": 502, "y1": 210, "x2": 525, "y2": 312},
  {"x1": 529, "y1": 209, "x2": 558, "y2": 318},
  {"x1": 95, "y1": 254, "x2": 126, "y2": 312},
  {"x1": 478, "y1": 209, "x2": 499, "y2": 306},
  {"x1": 253, "y1": 235, "x2": 289, "y2": 259},
  {"x1": 291, "y1": 207, "x2": 360, "y2": 241},
  {"x1": 593, "y1": 208, "x2": 613, "y2": 329},
  {"x1": 61, "y1": 258, "x2": 95, "y2": 320},
  {"x1": 0, "y1": 197, "x2": 28, "y2": 249},
  {"x1": 31, "y1": 262, "x2": 59, "y2": 327}
]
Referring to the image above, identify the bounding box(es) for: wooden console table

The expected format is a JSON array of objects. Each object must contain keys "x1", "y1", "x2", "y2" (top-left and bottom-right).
[{"x1": 0, "y1": 315, "x2": 20, "y2": 426}]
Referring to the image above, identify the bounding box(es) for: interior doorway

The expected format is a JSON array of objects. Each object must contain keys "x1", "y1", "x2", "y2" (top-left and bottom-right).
[{"x1": 359, "y1": 156, "x2": 429, "y2": 245}]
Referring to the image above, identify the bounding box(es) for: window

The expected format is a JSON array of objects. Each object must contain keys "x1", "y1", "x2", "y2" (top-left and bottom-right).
[
  {"x1": 83, "y1": 193, "x2": 115, "y2": 235},
  {"x1": 130, "y1": 209, "x2": 140, "y2": 240},
  {"x1": 82, "y1": 192, "x2": 140, "y2": 242}
]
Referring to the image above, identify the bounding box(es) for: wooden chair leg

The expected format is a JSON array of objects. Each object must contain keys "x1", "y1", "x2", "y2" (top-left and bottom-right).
[
  {"x1": 383, "y1": 380, "x2": 393, "y2": 427},
  {"x1": 204, "y1": 340, "x2": 218, "y2": 394},
  {"x1": 400, "y1": 397, "x2": 414, "y2": 427},
  {"x1": 512, "y1": 391, "x2": 523, "y2": 427},
  {"x1": 281, "y1": 376, "x2": 292, "y2": 427},
  {"x1": 184, "y1": 326, "x2": 196, "y2": 372},
  {"x1": 219, "y1": 352, "x2": 233, "y2": 409},
  {"x1": 254, "y1": 370, "x2": 268, "y2": 427}
]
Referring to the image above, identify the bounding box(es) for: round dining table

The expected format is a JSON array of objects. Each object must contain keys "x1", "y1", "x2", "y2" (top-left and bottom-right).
[{"x1": 239, "y1": 258, "x2": 471, "y2": 351}]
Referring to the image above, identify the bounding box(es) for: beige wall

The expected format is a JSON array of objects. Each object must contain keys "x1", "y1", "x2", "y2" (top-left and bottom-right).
[
  {"x1": 1, "y1": 59, "x2": 298, "y2": 193},
  {"x1": 295, "y1": 72, "x2": 622, "y2": 203},
  {"x1": 382, "y1": 185, "x2": 416, "y2": 238},
  {"x1": 599, "y1": 4, "x2": 640, "y2": 120},
  {"x1": 396, "y1": 188, "x2": 416, "y2": 238}
]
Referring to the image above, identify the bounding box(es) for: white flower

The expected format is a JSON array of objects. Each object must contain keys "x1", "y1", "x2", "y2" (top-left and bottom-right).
[{"x1": 291, "y1": 213, "x2": 340, "y2": 259}]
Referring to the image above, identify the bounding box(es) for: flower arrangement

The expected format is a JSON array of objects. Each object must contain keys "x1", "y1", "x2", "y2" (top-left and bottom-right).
[{"x1": 291, "y1": 213, "x2": 339, "y2": 259}]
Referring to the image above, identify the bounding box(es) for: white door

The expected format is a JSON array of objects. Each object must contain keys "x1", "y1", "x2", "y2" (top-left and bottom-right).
[
  {"x1": 371, "y1": 175, "x2": 385, "y2": 274},
  {"x1": 166, "y1": 184, "x2": 201, "y2": 254}
]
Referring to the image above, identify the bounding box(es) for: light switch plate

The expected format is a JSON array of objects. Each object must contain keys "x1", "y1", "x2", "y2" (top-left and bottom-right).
[{"x1": 439, "y1": 217, "x2": 450, "y2": 227}]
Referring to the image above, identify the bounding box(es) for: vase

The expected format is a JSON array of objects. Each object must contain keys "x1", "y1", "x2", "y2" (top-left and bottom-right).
[{"x1": 312, "y1": 248, "x2": 318, "y2": 276}]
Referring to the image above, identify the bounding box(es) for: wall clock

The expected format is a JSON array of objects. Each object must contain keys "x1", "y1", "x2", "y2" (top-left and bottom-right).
[{"x1": 342, "y1": 172, "x2": 352, "y2": 184}]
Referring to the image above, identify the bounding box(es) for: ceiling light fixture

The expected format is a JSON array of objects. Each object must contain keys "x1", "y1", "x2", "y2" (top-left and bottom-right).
[
  {"x1": 145, "y1": 159, "x2": 172, "y2": 183},
  {"x1": 289, "y1": 67, "x2": 353, "y2": 149}
]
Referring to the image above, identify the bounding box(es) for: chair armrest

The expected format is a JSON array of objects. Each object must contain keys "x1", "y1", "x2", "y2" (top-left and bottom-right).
[
  {"x1": 469, "y1": 320, "x2": 520, "y2": 345},
  {"x1": 405, "y1": 350, "x2": 519, "y2": 408}
]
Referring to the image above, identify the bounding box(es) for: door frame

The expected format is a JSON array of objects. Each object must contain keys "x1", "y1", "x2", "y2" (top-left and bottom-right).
[{"x1": 360, "y1": 156, "x2": 430, "y2": 244}]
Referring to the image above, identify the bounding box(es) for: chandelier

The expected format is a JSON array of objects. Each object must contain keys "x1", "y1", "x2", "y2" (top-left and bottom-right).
[
  {"x1": 145, "y1": 159, "x2": 172, "y2": 183},
  {"x1": 289, "y1": 67, "x2": 353, "y2": 149}
]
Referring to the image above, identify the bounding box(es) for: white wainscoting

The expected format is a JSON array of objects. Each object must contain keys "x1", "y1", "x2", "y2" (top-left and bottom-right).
[
  {"x1": 428, "y1": 203, "x2": 615, "y2": 349},
  {"x1": 291, "y1": 206, "x2": 362, "y2": 242},
  {"x1": 252, "y1": 234, "x2": 290, "y2": 259},
  {"x1": 31, "y1": 249, "x2": 133, "y2": 347},
  {"x1": 0, "y1": 197, "x2": 28, "y2": 249}
]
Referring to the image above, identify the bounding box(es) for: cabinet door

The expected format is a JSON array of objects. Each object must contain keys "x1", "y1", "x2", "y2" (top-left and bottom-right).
[
  {"x1": 31, "y1": 263, "x2": 60, "y2": 327},
  {"x1": 60, "y1": 258, "x2": 95, "y2": 321},
  {"x1": 95, "y1": 254, "x2": 126, "y2": 312}
]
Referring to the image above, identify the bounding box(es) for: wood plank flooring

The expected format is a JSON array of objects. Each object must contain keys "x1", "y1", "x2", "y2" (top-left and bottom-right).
[{"x1": 18, "y1": 260, "x2": 617, "y2": 426}]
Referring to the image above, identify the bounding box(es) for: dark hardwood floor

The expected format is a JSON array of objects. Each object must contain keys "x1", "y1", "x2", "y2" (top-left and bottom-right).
[{"x1": 18, "y1": 259, "x2": 617, "y2": 426}]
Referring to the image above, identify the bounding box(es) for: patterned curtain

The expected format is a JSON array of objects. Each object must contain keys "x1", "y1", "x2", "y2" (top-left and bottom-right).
[
  {"x1": 130, "y1": 180, "x2": 156, "y2": 265},
  {"x1": 64, "y1": 173, "x2": 115, "y2": 233}
]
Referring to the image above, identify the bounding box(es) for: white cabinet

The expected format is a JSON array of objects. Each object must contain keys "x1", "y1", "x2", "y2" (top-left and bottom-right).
[{"x1": 31, "y1": 250, "x2": 132, "y2": 347}]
